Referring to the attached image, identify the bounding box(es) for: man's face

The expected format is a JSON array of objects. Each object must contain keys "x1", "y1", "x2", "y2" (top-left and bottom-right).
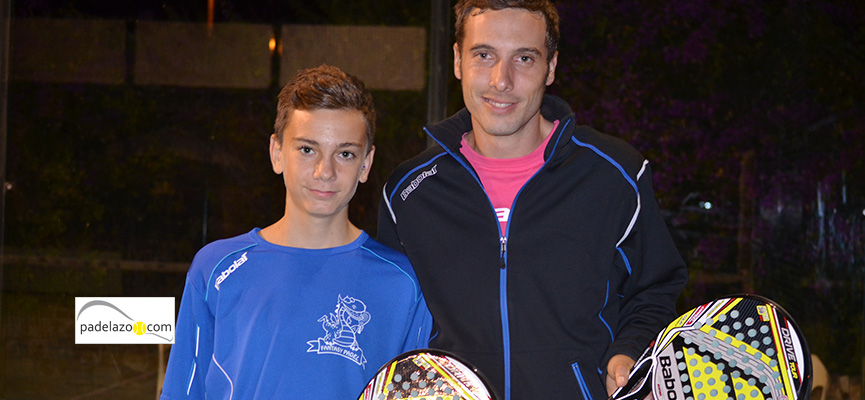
[
  {"x1": 270, "y1": 108, "x2": 374, "y2": 221},
  {"x1": 454, "y1": 7, "x2": 557, "y2": 140}
]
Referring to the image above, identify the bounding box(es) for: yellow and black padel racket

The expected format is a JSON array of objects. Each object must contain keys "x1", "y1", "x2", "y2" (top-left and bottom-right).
[
  {"x1": 611, "y1": 294, "x2": 812, "y2": 400},
  {"x1": 358, "y1": 349, "x2": 498, "y2": 400}
]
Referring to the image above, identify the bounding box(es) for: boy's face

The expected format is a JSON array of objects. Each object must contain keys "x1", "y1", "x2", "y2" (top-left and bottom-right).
[
  {"x1": 270, "y1": 108, "x2": 374, "y2": 221},
  {"x1": 454, "y1": 7, "x2": 557, "y2": 141}
]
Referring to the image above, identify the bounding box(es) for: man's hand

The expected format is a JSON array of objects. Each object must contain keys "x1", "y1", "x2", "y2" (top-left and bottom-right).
[{"x1": 605, "y1": 354, "x2": 636, "y2": 396}]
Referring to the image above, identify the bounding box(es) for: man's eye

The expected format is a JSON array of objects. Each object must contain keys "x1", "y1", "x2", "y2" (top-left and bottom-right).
[
  {"x1": 340, "y1": 151, "x2": 356, "y2": 159},
  {"x1": 299, "y1": 146, "x2": 313, "y2": 154},
  {"x1": 519, "y1": 55, "x2": 533, "y2": 62}
]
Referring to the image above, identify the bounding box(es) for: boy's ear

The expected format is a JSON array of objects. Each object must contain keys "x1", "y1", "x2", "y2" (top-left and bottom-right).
[
  {"x1": 269, "y1": 133, "x2": 283, "y2": 174},
  {"x1": 358, "y1": 146, "x2": 375, "y2": 183}
]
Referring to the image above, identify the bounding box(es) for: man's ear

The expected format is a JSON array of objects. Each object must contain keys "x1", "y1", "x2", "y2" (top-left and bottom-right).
[
  {"x1": 546, "y1": 51, "x2": 558, "y2": 86},
  {"x1": 358, "y1": 146, "x2": 375, "y2": 183},
  {"x1": 269, "y1": 133, "x2": 283, "y2": 174},
  {"x1": 453, "y1": 42, "x2": 462, "y2": 80}
]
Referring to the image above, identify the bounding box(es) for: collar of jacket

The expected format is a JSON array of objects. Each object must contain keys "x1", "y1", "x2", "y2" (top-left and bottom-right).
[{"x1": 424, "y1": 94, "x2": 577, "y2": 161}]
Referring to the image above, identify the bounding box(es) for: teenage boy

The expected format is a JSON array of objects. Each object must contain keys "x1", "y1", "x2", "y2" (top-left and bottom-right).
[
  {"x1": 161, "y1": 64, "x2": 433, "y2": 399},
  {"x1": 377, "y1": 1, "x2": 688, "y2": 399}
]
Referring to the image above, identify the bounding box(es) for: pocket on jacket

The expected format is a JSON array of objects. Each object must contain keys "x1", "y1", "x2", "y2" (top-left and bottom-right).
[{"x1": 570, "y1": 359, "x2": 606, "y2": 400}]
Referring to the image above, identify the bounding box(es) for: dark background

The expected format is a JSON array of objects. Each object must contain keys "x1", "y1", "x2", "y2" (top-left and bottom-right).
[{"x1": 2, "y1": 0, "x2": 863, "y2": 398}]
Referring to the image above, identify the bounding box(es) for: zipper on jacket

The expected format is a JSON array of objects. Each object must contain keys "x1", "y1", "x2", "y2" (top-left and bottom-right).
[
  {"x1": 424, "y1": 115, "x2": 573, "y2": 400},
  {"x1": 499, "y1": 236, "x2": 507, "y2": 269}
]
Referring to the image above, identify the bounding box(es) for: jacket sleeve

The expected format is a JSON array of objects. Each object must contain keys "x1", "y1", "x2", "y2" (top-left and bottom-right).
[
  {"x1": 160, "y1": 273, "x2": 214, "y2": 399},
  {"x1": 401, "y1": 292, "x2": 434, "y2": 351},
  {"x1": 603, "y1": 162, "x2": 688, "y2": 366},
  {"x1": 377, "y1": 182, "x2": 406, "y2": 253}
]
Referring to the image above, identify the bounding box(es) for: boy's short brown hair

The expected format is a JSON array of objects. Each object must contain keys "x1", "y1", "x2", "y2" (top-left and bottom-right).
[{"x1": 274, "y1": 64, "x2": 376, "y2": 152}]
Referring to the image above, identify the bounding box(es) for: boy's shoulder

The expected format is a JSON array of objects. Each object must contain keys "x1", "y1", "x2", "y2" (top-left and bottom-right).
[
  {"x1": 188, "y1": 230, "x2": 260, "y2": 275},
  {"x1": 360, "y1": 235, "x2": 422, "y2": 281},
  {"x1": 359, "y1": 235, "x2": 411, "y2": 268},
  {"x1": 358, "y1": 235, "x2": 423, "y2": 301},
  {"x1": 360, "y1": 234, "x2": 404, "y2": 255}
]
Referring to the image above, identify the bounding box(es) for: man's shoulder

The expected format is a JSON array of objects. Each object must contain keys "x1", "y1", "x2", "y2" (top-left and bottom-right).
[
  {"x1": 386, "y1": 109, "x2": 472, "y2": 185},
  {"x1": 382, "y1": 144, "x2": 453, "y2": 208},
  {"x1": 543, "y1": 93, "x2": 635, "y2": 160},
  {"x1": 388, "y1": 144, "x2": 448, "y2": 179},
  {"x1": 571, "y1": 125, "x2": 646, "y2": 172}
]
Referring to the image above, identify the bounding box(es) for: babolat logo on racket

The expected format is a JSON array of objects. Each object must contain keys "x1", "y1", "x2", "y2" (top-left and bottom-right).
[
  {"x1": 75, "y1": 297, "x2": 175, "y2": 344},
  {"x1": 659, "y1": 355, "x2": 683, "y2": 400},
  {"x1": 611, "y1": 295, "x2": 812, "y2": 400}
]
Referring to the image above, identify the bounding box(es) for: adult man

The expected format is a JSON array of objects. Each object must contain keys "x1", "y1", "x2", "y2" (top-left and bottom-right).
[
  {"x1": 161, "y1": 65, "x2": 433, "y2": 399},
  {"x1": 377, "y1": 1, "x2": 688, "y2": 399}
]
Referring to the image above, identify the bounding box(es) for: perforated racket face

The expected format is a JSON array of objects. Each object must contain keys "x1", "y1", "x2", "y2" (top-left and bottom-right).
[
  {"x1": 358, "y1": 349, "x2": 496, "y2": 400},
  {"x1": 612, "y1": 295, "x2": 811, "y2": 400}
]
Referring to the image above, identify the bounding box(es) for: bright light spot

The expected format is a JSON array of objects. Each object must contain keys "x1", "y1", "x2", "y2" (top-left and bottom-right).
[
  {"x1": 699, "y1": 201, "x2": 713, "y2": 210},
  {"x1": 269, "y1": 37, "x2": 276, "y2": 52},
  {"x1": 862, "y1": 208, "x2": 865, "y2": 217}
]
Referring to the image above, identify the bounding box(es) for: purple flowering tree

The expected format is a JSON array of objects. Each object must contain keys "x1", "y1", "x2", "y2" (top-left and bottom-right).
[{"x1": 552, "y1": 0, "x2": 864, "y2": 374}]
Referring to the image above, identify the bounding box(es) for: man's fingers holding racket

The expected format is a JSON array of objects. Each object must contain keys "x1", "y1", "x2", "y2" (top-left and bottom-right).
[
  {"x1": 609, "y1": 295, "x2": 812, "y2": 400},
  {"x1": 606, "y1": 354, "x2": 636, "y2": 396}
]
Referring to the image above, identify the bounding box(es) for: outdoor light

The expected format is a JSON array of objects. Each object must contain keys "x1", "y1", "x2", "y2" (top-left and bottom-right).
[{"x1": 699, "y1": 201, "x2": 713, "y2": 210}]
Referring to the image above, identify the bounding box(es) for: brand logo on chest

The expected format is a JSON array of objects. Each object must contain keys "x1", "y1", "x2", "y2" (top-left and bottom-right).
[
  {"x1": 307, "y1": 295, "x2": 372, "y2": 367},
  {"x1": 400, "y1": 165, "x2": 437, "y2": 201},
  {"x1": 214, "y1": 252, "x2": 248, "y2": 291}
]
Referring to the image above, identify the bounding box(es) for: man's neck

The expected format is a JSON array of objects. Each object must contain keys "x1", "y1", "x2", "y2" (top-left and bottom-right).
[
  {"x1": 259, "y1": 213, "x2": 361, "y2": 249},
  {"x1": 467, "y1": 115, "x2": 555, "y2": 159}
]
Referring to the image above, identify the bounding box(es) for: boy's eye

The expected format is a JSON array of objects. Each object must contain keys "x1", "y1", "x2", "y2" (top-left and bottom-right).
[
  {"x1": 299, "y1": 146, "x2": 313, "y2": 154},
  {"x1": 340, "y1": 151, "x2": 356, "y2": 159}
]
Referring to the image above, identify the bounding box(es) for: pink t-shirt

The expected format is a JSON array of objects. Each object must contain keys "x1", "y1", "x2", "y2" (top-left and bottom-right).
[{"x1": 460, "y1": 120, "x2": 559, "y2": 234}]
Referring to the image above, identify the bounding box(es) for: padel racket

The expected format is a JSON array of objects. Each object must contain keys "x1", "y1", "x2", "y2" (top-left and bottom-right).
[
  {"x1": 358, "y1": 349, "x2": 498, "y2": 400},
  {"x1": 611, "y1": 294, "x2": 811, "y2": 400}
]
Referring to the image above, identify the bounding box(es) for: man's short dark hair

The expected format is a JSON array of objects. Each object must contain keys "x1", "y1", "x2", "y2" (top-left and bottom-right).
[
  {"x1": 454, "y1": 0, "x2": 560, "y2": 64},
  {"x1": 274, "y1": 64, "x2": 376, "y2": 151}
]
